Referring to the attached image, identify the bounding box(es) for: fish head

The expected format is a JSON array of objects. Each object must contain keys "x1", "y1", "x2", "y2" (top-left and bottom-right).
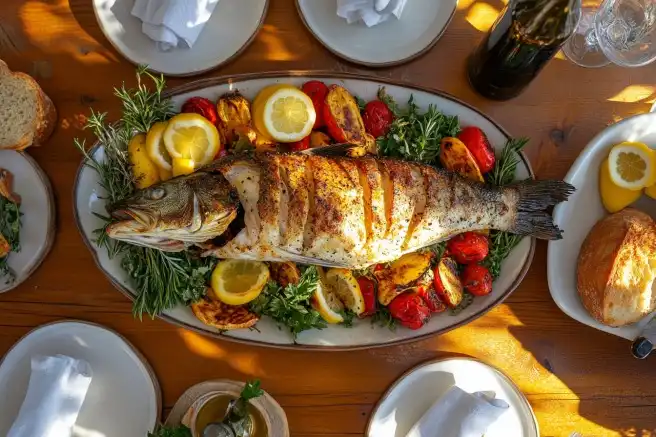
[{"x1": 106, "y1": 170, "x2": 240, "y2": 248}]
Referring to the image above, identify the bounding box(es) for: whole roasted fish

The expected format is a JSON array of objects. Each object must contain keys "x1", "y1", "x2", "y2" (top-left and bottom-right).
[{"x1": 107, "y1": 153, "x2": 574, "y2": 269}]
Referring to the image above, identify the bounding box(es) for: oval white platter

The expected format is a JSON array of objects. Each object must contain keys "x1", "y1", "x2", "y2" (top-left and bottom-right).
[
  {"x1": 74, "y1": 72, "x2": 535, "y2": 350},
  {"x1": 0, "y1": 320, "x2": 160, "y2": 437},
  {"x1": 548, "y1": 112, "x2": 656, "y2": 341},
  {"x1": 367, "y1": 357, "x2": 538, "y2": 437},
  {"x1": 296, "y1": 0, "x2": 456, "y2": 67},
  {"x1": 0, "y1": 151, "x2": 55, "y2": 294},
  {"x1": 93, "y1": 0, "x2": 269, "y2": 76}
]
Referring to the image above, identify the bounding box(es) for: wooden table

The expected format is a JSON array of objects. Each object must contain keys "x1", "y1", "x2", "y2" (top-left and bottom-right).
[{"x1": 2, "y1": 1, "x2": 656, "y2": 436}]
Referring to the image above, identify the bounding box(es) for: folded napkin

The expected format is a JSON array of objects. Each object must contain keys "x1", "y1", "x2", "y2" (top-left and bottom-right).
[
  {"x1": 8, "y1": 355, "x2": 93, "y2": 437},
  {"x1": 406, "y1": 386, "x2": 509, "y2": 437},
  {"x1": 132, "y1": 0, "x2": 219, "y2": 51},
  {"x1": 337, "y1": 0, "x2": 407, "y2": 27}
]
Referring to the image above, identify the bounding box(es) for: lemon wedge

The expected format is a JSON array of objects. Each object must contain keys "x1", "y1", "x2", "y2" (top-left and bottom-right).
[
  {"x1": 607, "y1": 142, "x2": 656, "y2": 190},
  {"x1": 210, "y1": 260, "x2": 269, "y2": 306},
  {"x1": 311, "y1": 268, "x2": 344, "y2": 324},
  {"x1": 146, "y1": 121, "x2": 172, "y2": 171},
  {"x1": 325, "y1": 269, "x2": 365, "y2": 315},
  {"x1": 172, "y1": 158, "x2": 196, "y2": 177},
  {"x1": 163, "y1": 113, "x2": 220, "y2": 167},
  {"x1": 252, "y1": 85, "x2": 316, "y2": 143},
  {"x1": 646, "y1": 183, "x2": 656, "y2": 200},
  {"x1": 599, "y1": 158, "x2": 642, "y2": 213}
]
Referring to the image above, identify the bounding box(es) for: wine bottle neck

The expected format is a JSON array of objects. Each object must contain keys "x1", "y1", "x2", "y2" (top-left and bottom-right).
[{"x1": 512, "y1": 0, "x2": 581, "y2": 43}]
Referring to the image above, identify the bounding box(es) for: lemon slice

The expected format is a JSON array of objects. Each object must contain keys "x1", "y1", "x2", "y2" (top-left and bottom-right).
[
  {"x1": 146, "y1": 121, "x2": 172, "y2": 171},
  {"x1": 253, "y1": 86, "x2": 316, "y2": 143},
  {"x1": 210, "y1": 260, "x2": 269, "y2": 306},
  {"x1": 163, "y1": 113, "x2": 220, "y2": 167},
  {"x1": 172, "y1": 158, "x2": 195, "y2": 177},
  {"x1": 325, "y1": 268, "x2": 365, "y2": 315},
  {"x1": 311, "y1": 268, "x2": 344, "y2": 324},
  {"x1": 607, "y1": 142, "x2": 656, "y2": 190},
  {"x1": 599, "y1": 158, "x2": 642, "y2": 213}
]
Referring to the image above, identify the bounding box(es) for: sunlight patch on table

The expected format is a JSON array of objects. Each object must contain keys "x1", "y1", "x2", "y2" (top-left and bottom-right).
[
  {"x1": 466, "y1": 3, "x2": 501, "y2": 32},
  {"x1": 608, "y1": 85, "x2": 656, "y2": 103},
  {"x1": 178, "y1": 329, "x2": 262, "y2": 375},
  {"x1": 259, "y1": 25, "x2": 297, "y2": 61}
]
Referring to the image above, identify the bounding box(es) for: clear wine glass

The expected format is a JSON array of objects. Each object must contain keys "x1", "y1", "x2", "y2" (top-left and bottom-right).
[{"x1": 562, "y1": 0, "x2": 656, "y2": 67}]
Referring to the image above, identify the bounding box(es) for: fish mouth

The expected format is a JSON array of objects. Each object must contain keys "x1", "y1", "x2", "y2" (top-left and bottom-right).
[{"x1": 108, "y1": 207, "x2": 155, "y2": 233}]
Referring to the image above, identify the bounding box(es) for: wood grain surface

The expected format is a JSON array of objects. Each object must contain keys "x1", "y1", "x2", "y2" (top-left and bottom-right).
[{"x1": 2, "y1": 1, "x2": 656, "y2": 436}]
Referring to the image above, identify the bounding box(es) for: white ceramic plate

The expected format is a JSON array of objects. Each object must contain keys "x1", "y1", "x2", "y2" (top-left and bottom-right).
[
  {"x1": 367, "y1": 357, "x2": 539, "y2": 437},
  {"x1": 548, "y1": 112, "x2": 656, "y2": 341},
  {"x1": 0, "y1": 151, "x2": 55, "y2": 294},
  {"x1": 93, "y1": 0, "x2": 269, "y2": 76},
  {"x1": 296, "y1": 0, "x2": 456, "y2": 67},
  {"x1": 0, "y1": 321, "x2": 160, "y2": 437},
  {"x1": 74, "y1": 72, "x2": 536, "y2": 349}
]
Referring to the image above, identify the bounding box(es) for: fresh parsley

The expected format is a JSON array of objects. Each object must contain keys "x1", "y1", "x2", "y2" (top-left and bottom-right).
[
  {"x1": 450, "y1": 292, "x2": 474, "y2": 315},
  {"x1": 240, "y1": 379, "x2": 264, "y2": 402},
  {"x1": 249, "y1": 265, "x2": 327, "y2": 337},
  {"x1": 0, "y1": 195, "x2": 20, "y2": 281},
  {"x1": 377, "y1": 90, "x2": 459, "y2": 164},
  {"x1": 371, "y1": 305, "x2": 397, "y2": 330},
  {"x1": 148, "y1": 425, "x2": 191, "y2": 437}
]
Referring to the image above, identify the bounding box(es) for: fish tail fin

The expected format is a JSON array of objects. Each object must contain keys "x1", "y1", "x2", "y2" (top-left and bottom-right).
[{"x1": 508, "y1": 179, "x2": 575, "y2": 240}]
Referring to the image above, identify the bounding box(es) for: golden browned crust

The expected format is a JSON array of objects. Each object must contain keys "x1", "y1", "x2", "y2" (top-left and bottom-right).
[
  {"x1": 577, "y1": 208, "x2": 656, "y2": 327},
  {"x1": 0, "y1": 232, "x2": 9, "y2": 258},
  {"x1": 0, "y1": 60, "x2": 56, "y2": 150},
  {"x1": 191, "y1": 294, "x2": 259, "y2": 330}
]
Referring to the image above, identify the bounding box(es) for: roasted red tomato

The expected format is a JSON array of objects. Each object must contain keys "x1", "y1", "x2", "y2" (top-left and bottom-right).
[
  {"x1": 302, "y1": 80, "x2": 329, "y2": 129},
  {"x1": 362, "y1": 100, "x2": 394, "y2": 138},
  {"x1": 461, "y1": 264, "x2": 493, "y2": 296},
  {"x1": 388, "y1": 293, "x2": 431, "y2": 330},
  {"x1": 288, "y1": 135, "x2": 310, "y2": 152},
  {"x1": 447, "y1": 232, "x2": 489, "y2": 264},
  {"x1": 416, "y1": 285, "x2": 446, "y2": 313},
  {"x1": 457, "y1": 126, "x2": 496, "y2": 174},
  {"x1": 357, "y1": 277, "x2": 377, "y2": 317},
  {"x1": 181, "y1": 97, "x2": 219, "y2": 127}
]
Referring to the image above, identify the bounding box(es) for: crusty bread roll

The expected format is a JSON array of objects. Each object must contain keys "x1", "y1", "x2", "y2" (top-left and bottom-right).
[
  {"x1": 0, "y1": 60, "x2": 56, "y2": 150},
  {"x1": 577, "y1": 208, "x2": 656, "y2": 327}
]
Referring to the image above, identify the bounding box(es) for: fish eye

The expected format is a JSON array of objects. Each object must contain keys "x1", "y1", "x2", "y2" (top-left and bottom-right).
[{"x1": 149, "y1": 187, "x2": 166, "y2": 200}]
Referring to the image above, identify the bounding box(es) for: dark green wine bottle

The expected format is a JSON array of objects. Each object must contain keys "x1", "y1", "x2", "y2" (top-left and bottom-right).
[{"x1": 467, "y1": 0, "x2": 581, "y2": 100}]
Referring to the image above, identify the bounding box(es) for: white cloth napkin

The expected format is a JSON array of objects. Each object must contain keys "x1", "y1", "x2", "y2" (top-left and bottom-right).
[
  {"x1": 406, "y1": 386, "x2": 509, "y2": 437},
  {"x1": 8, "y1": 355, "x2": 93, "y2": 437},
  {"x1": 336, "y1": 0, "x2": 407, "y2": 27},
  {"x1": 131, "y1": 0, "x2": 219, "y2": 51}
]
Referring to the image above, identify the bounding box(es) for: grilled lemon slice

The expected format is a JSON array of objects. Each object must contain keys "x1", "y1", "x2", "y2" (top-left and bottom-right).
[
  {"x1": 607, "y1": 142, "x2": 656, "y2": 190},
  {"x1": 210, "y1": 260, "x2": 269, "y2": 306},
  {"x1": 163, "y1": 113, "x2": 220, "y2": 167},
  {"x1": 325, "y1": 268, "x2": 365, "y2": 316}
]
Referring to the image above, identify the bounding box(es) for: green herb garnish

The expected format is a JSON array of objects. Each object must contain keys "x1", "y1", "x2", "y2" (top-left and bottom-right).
[
  {"x1": 450, "y1": 292, "x2": 474, "y2": 315},
  {"x1": 249, "y1": 266, "x2": 327, "y2": 337},
  {"x1": 75, "y1": 66, "x2": 213, "y2": 318},
  {"x1": 371, "y1": 306, "x2": 397, "y2": 330},
  {"x1": 377, "y1": 91, "x2": 459, "y2": 164},
  {"x1": 148, "y1": 425, "x2": 192, "y2": 437},
  {"x1": 240, "y1": 380, "x2": 264, "y2": 402},
  {"x1": 0, "y1": 195, "x2": 20, "y2": 281}
]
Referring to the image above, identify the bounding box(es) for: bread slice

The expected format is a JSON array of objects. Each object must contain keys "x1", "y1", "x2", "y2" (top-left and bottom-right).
[
  {"x1": 577, "y1": 208, "x2": 656, "y2": 327},
  {"x1": 0, "y1": 60, "x2": 56, "y2": 150}
]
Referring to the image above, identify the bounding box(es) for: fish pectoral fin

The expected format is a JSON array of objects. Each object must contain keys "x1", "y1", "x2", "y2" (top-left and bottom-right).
[
  {"x1": 300, "y1": 143, "x2": 363, "y2": 157},
  {"x1": 275, "y1": 248, "x2": 351, "y2": 269}
]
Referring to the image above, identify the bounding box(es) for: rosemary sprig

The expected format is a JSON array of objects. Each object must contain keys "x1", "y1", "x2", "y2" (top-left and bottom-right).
[
  {"x1": 249, "y1": 266, "x2": 327, "y2": 337},
  {"x1": 377, "y1": 92, "x2": 459, "y2": 164},
  {"x1": 75, "y1": 66, "x2": 211, "y2": 318}
]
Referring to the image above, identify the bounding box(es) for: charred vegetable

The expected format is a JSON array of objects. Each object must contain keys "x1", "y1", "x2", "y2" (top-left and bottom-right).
[
  {"x1": 374, "y1": 252, "x2": 433, "y2": 305},
  {"x1": 433, "y1": 257, "x2": 464, "y2": 307},
  {"x1": 439, "y1": 137, "x2": 484, "y2": 182},
  {"x1": 310, "y1": 131, "x2": 332, "y2": 148},
  {"x1": 302, "y1": 81, "x2": 329, "y2": 128},
  {"x1": 388, "y1": 292, "x2": 431, "y2": 330},
  {"x1": 461, "y1": 264, "x2": 493, "y2": 296},
  {"x1": 216, "y1": 92, "x2": 253, "y2": 145},
  {"x1": 417, "y1": 284, "x2": 446, "y2": 313},
  {"x1": 268, "y1": 262, "x2": 301, "y2": 288},
  {"x1": 191, "y1": 294, "x2": 260, "y2": 330},
  {"x1": 458, "y1": 126, "x2": 496, "y2": 174},
  {"x1": 446, "y1": 232, "x2": 489, "y2": 264},
  {"x1": 356, "y1": 276, "x2": 377, "y2": 317},
  {"x1": 323, "y1": 85, "x2": 367, "y2": 146}
]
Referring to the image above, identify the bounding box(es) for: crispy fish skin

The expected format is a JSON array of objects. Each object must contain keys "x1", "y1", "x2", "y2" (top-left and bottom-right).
[
  {"x1": 108, "y1": 154, "x2": 573, "y2": 268},
  {"x1": 205, "y1": 154, "x2": 573, "y2": 268}
]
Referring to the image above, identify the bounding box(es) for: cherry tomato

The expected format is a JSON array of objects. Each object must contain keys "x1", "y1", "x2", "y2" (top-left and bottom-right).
[
  {"x1": 181, "y1": 96, "x2": 219, "y2": 127},
  {"x1": 457, "y1": 126, "x2": 496, "y2": 174},
  {"x1": 446, "y1": 232, "x2": 489, "y2": 264},
  {"x1": 362, "y1": 100, "x2": 394, "y2": 138},
  {"x1": 388, "y1": 293, "x2": 431, "y2": 330},
  {"x1": 461, "y1": 264, "x2": 493, "y2": 296},
  {"x1": 357, "y1": 277, "x2": 377, "y2": 317},
  {"x1": 302, "y1": 81, "x2": 329, "y2": 129},
  {"x1": 288, "y1": 136, "x2": 310, "y2": 152},
  {"x1": 416, "y1": 285, "x2": 446, "y2": 313}
]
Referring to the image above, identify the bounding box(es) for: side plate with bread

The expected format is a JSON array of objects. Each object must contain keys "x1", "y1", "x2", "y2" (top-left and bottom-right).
[{"x1": 548, "y1": 112, "x2": 656, "y2": 343}]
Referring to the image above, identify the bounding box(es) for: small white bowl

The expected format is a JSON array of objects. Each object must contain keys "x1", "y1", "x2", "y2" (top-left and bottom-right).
[{"x1": 548, "y1": 112, "x2": 656, "y2": 341}]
